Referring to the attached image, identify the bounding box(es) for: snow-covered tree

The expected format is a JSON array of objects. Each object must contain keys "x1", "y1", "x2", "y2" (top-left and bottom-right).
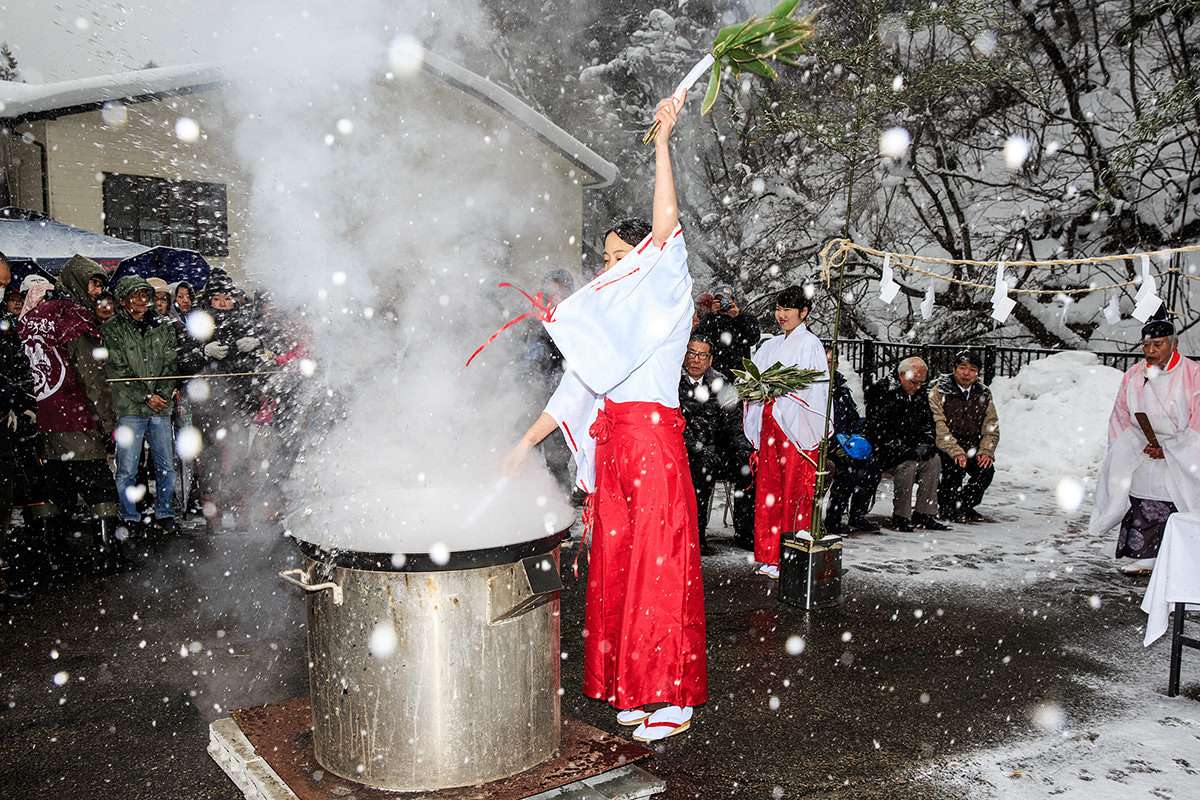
[{"x1": 0, "y1": 42, "x2": 21, "y2": 82}]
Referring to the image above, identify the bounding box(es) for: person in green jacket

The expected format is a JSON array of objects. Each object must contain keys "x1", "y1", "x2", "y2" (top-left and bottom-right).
[{"x1": 102, "y1": 275, "x2": 179, "y2": 534}]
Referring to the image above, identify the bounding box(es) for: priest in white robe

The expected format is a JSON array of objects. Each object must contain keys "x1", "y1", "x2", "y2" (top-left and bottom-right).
[{"x1": 1090, "y1": 316, "x2": 1200, "y2": 574}]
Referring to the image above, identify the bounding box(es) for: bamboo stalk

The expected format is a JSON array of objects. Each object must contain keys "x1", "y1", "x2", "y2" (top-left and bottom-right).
[{"x1": 106, "y1": 369, "x2": 285, "y2": 383}]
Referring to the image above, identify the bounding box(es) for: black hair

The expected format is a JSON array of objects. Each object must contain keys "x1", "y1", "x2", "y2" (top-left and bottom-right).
[
  {"x1": 603, "y1": 217, "x2": 652, "y2": 248},
  {"x1": 955, "y1": 349, "x2": 982, "y2": 369},
  {"x1": 776, "y1": 285, "x2": 811, "y2": 312},
  {"x1": 542, "y1": 268, "x2": 575, "y2": 295},
  {"x1": 688, "y1": 332, "x2": 715, "y2": 349}
]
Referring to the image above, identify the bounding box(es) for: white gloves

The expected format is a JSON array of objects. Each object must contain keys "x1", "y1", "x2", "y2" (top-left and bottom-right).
[
  {"x1": 236, "y1": 336, "x2": 261, "y2": 353},
  {"x1": 204, "y1": 342, "x2": 230, "y2": 359}
]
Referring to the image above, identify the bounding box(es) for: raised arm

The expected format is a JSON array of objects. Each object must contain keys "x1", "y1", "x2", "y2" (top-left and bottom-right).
[{"x1": 651, "y1": 91, "x2": 685, "y2": 248}]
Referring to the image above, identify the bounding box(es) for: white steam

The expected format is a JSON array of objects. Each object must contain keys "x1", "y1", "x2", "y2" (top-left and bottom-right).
[{"x1": 205, "y1": 0, "x2": 578, "y2": 553}]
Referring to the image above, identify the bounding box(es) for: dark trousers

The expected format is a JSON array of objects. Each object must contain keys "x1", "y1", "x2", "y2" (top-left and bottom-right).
[
  {"x1": 42, "y1": 459, "x2": 118, "y2": 518},
  {"x1": 692, "y1": 455, "x2": 756, "y2": 546},
  {"x1": 827, "y1": 458, "x2": 882, "y2": 524},
  {"x1": 937, "y1": 451, "x2": 994, "y2": 515}
]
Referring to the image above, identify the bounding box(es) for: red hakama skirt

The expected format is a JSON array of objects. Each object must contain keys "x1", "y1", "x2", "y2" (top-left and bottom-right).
[
  {"x1": 754, "y1": 401, "x2": 818, "y2": 565},
  {"x1": 583, "y1": 399, "x2": 708, "y2": 709}
]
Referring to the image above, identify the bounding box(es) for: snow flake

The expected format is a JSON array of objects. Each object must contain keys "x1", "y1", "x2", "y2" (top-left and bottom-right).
[
  {"x1": 879, "y1": 127, "x2": 910, "y2": 160},
  {"x1": 174, "y1": 118, "x2": 201, "y2": 143}
]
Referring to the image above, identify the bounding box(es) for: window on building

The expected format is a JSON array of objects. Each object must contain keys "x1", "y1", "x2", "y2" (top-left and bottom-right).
[{"x1": 102, "y1": 173, "x2": 228, "y2": 256}]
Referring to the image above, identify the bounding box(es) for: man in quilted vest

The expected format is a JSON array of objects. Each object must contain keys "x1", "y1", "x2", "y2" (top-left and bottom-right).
[{"x1": 929, "y1": 350, "x2": 999, "y2": 523}]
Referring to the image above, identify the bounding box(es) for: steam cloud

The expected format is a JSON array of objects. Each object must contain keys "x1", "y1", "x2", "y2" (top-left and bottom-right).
[{"x1": 203, "y1": 0, "x2": 576, "y2": 553}]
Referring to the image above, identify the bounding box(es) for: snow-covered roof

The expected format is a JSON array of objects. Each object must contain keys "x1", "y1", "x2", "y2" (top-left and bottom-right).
[
  {"x1": 419, "y1": 50, "x2": 616, "y2": 187},
  {"x1": 0, "y1": 55, "x2": 616, "y2": 188},
  {"x1": 0, "y1": 64, "x2": 225, "y2": 122}
]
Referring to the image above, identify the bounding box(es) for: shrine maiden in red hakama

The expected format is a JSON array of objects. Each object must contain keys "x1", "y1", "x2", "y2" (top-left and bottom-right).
[
  {"x1": 541, "y1": 227, "x2": 707, "y2": 710},
  {"x1": 742, "y1": 297, "x2": 829, "y2": 568}
]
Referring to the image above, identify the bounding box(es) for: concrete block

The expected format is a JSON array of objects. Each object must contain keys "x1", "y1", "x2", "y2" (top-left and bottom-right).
[
  {"x1": 524, "y1": 780, "x2": 610, "y2": 800},
  {"x1": 582, "y1": 765, "x2": 666, "y2": 799},
  {"x1": 209, "y1": 718, "x2": 299, "y2": 800}
]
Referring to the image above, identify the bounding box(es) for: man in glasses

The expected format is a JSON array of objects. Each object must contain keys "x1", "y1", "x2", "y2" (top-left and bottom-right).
[
  {"x1": 679, "y1": 333, "x2": 755, "y2": 554},
  {"x1": 865, "y1": 356, "x2": 948, "y2": 532}
]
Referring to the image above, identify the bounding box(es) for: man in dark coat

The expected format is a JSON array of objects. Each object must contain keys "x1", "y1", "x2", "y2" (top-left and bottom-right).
[
  {"x1": 679, "y1": 333, "x2": 755, "y2": 554},
  {"x1": 191, "y1": 274, "x2": 271, "y2": 530},
  {"x1": 18, "y1": 255, "x2": 124, "y2": 571},
  {"x1": 865, "y1": 356, "x2": 949, "y2": 532},
  {"x1": 930, "y1": 350, "x2": 999, "y2": 522},
  {"x1": 694, "y1": 284, "x2": 760, "y2": 380}
]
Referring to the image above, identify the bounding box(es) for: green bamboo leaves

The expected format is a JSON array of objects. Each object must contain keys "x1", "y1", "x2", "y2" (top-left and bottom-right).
[
  {"x1": 732, "y1": 358, "x2": 826, "y2": 403},
  {"x1": 643, "y1": 0, "x2": 820, "y2": 144}
]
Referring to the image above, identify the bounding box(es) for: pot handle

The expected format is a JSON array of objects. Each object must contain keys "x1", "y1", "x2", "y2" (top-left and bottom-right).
[{"x1": 279, "y1": 568, "x2": 344, "y2": 605}]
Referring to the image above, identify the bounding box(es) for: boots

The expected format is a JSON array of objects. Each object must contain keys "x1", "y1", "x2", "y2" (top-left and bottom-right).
[
  {"x1": 201, "y1": 493, "x2": 222, "y2": 533},
  {"x1": 824, "y1": 491, "x2": 851, "y2": 537},
  {"x1": 847, "y1": 489, "x2": 880, "y2": 533},
  {"x1": 94, "y1": 517, "x2": 123, "y2": 575}
]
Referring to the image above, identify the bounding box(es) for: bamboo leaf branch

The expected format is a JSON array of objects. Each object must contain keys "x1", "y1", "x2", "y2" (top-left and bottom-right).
[{"x1": 642, "y1": 1, "x2": 822, "y2": 144}]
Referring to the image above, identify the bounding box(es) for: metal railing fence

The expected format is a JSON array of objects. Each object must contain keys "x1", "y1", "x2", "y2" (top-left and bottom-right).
[{"x1": 825, "y1": 339, "x2": 1144, "y2": 388}]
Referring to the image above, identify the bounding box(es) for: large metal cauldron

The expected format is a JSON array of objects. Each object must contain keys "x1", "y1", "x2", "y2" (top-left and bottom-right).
[{"x1": 280, "y1": 530, "x2": 566, "y2": 791}]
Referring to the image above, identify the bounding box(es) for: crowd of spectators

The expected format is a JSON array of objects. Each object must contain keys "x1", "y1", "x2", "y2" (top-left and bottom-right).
[{"x1": 0, "y1": 251, "x2": 316, "y2": 605}]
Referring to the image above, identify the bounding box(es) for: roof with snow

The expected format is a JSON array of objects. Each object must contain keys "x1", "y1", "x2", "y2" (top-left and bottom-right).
[{"x1": 0, "y1": 55, "x2": 616, "y2": 187}]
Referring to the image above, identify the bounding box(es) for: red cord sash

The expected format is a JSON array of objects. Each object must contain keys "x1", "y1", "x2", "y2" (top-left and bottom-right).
[
  {"x1": 573, "y1": 491, "x2": 595, "y2": 577},
  {"x1": 463, "y1": 283, "x2": 559, "y2": 369}
]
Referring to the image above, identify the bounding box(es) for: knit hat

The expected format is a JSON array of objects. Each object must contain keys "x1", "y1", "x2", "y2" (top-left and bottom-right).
[{"x1": 20, "y1": 274, "x2": 51, "y2": 293}]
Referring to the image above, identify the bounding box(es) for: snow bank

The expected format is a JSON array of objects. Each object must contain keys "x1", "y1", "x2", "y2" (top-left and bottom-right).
[{"x1": 991, "y1": 351, "x2": 1125, "y2": 489}]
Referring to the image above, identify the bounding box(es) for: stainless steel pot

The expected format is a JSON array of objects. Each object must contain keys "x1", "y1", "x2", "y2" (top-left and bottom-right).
[{"x1": 280, "y1": 532, "x2": 565, "y2": 791}]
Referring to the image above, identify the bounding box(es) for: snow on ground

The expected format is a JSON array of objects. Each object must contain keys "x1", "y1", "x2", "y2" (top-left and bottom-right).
[{"x1": 713, "y1": 351, "x2": 1200, "y2": 798}]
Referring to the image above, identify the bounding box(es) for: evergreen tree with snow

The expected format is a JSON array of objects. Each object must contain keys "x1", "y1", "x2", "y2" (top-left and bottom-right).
[{"x1": 0, "y1": 42, "x2": 20, "y2": 82}]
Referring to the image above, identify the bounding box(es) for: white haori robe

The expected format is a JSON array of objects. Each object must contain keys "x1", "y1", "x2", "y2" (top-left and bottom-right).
[
  {"x1": 742, "y1": 324, "x2": 830, "y2": 451},
  {"x1": 541, "y1": 226, "x2": 694, "y2": 491},
  {"x1": 1089, "y1": 351, "x2": 1200, "y2": 537}
]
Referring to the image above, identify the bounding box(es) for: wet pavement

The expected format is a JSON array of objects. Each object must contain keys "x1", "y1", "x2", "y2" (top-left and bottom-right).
[{"x1": 0, "y1": 517, "x2": 1181, "y2": 800}]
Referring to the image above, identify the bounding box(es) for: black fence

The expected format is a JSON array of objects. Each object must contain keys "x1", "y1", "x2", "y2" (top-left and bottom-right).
[{"x1": 827, "y1": 339, "x2": 1144, "y2": 388}]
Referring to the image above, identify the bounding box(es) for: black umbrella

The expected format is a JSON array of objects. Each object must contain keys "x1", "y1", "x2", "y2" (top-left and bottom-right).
[{"x1": 111, "y1": 246, "x2": 212, "y2": 292}]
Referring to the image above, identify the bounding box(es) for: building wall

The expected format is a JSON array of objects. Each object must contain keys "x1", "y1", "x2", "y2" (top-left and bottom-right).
[
  {"x1": 18, "y1": 89, "x2": 250, "y2": 280},
  {"x1": 4, "y1": 74, "x2": 595, "y2": 294}
]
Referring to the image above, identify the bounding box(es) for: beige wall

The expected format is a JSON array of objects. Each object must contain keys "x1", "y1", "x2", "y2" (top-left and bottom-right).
[{"x1": 14, "y1": 89, "x2": 250, "y2": 281}]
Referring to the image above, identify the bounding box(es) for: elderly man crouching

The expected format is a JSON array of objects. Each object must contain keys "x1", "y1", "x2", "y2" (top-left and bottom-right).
[
  {"x1": 1090, "y1": 316, "x2": 1200, "y2": 575},
  {"x1": 865, "y1": 356, "x2": 949, "y2": 532}
]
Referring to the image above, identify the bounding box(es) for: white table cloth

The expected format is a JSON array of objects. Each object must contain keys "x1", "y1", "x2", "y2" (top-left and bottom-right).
[{"x1": 1141, "y1": 511, "x2": 1200, "y2": 646}]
